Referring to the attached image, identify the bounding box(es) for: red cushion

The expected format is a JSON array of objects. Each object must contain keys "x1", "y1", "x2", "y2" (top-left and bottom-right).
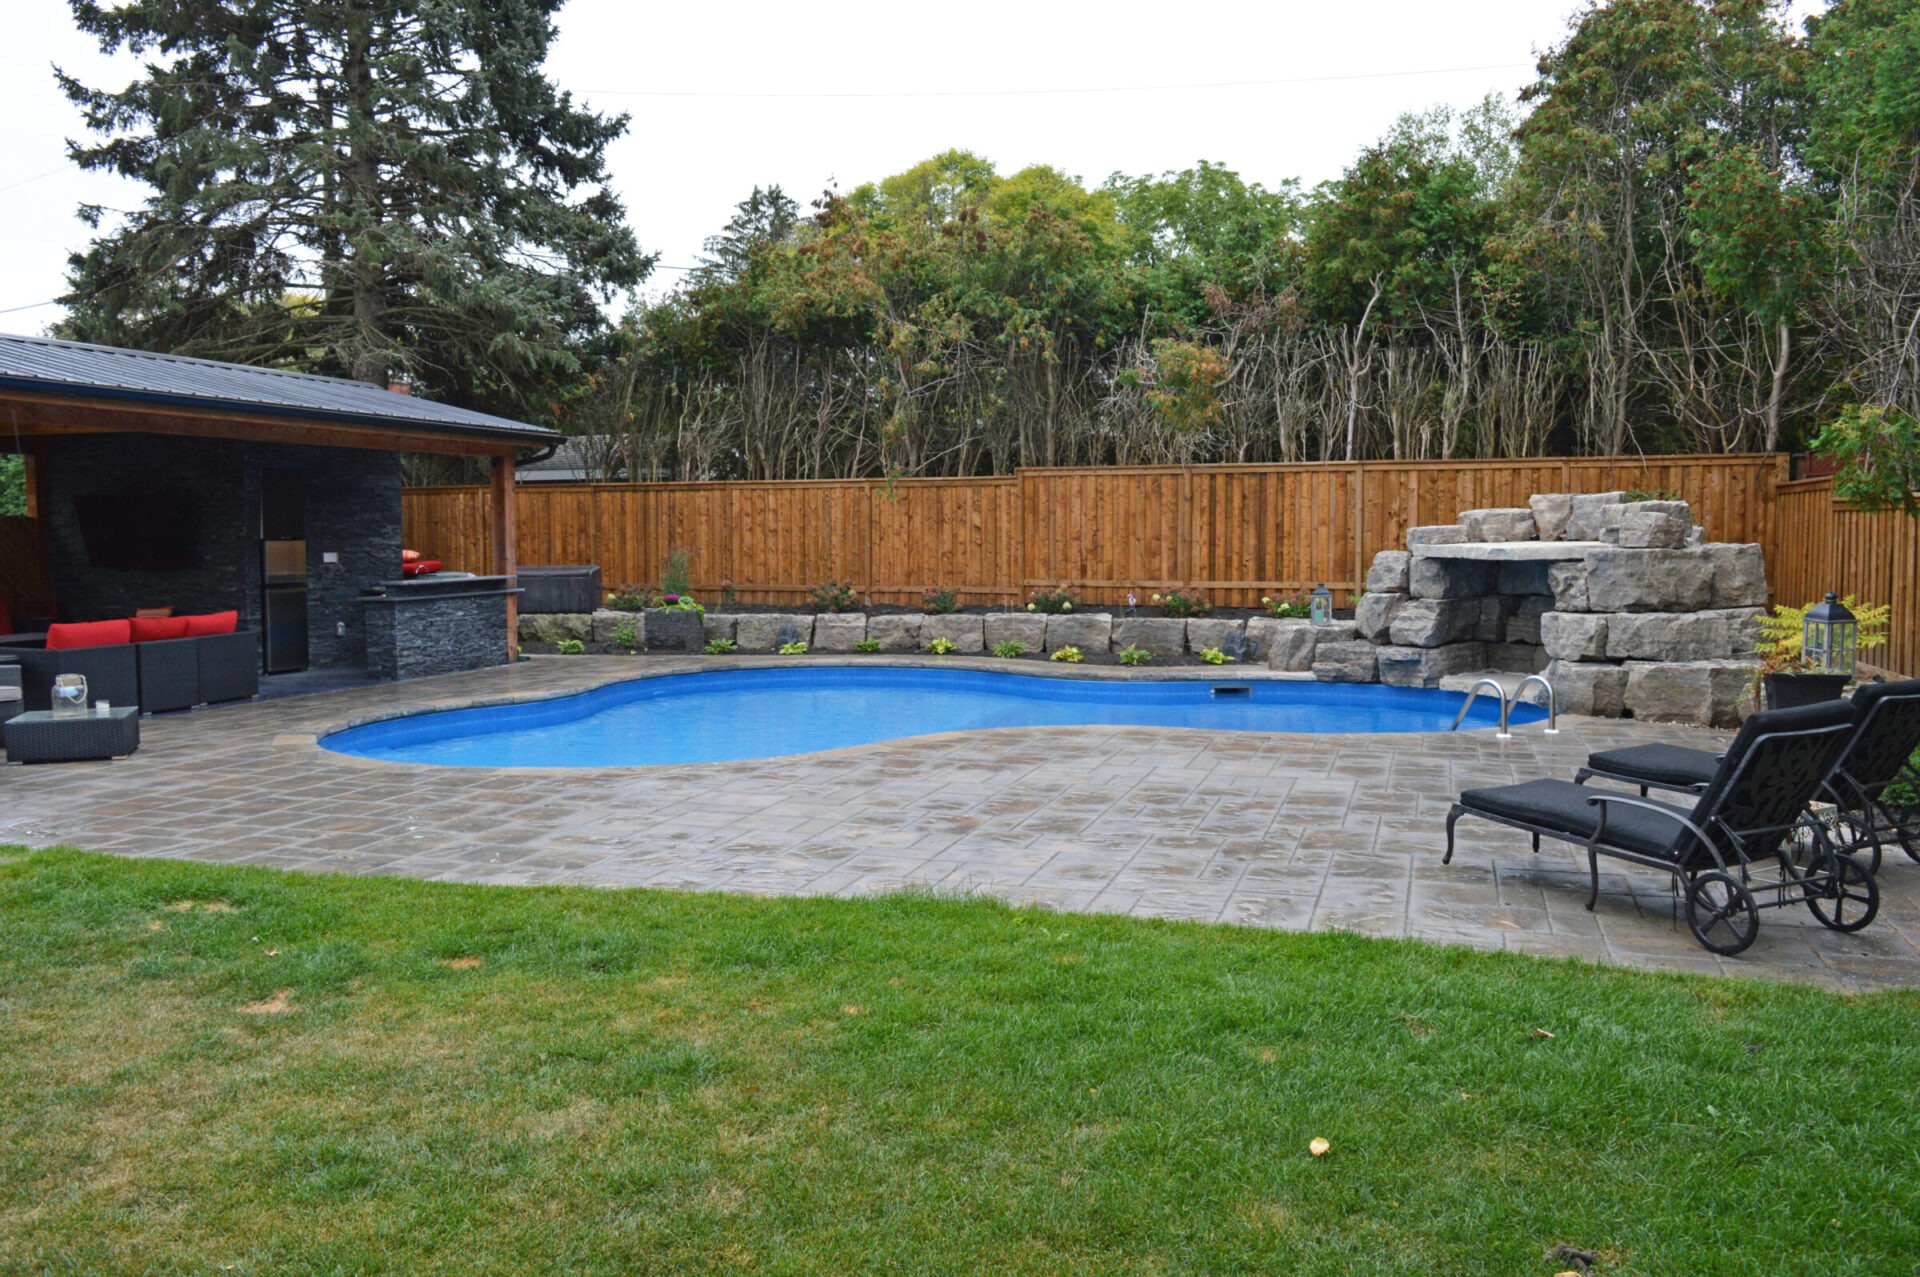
[
  {"x1": 402, "y1": 560, "x2": 442, "y2": 577},
  {"x1": 181, "y1": 610, "x2": 239, "y2": 637},
  {"x1": 130, "y1": 615, "x2": 191, "y2": 642},
  {"x1": 45, "y1": 619, "x2": 132, "y2": 650},
  {"x1": 401, "y1": 549, "x2": 422, "y2": 563}
]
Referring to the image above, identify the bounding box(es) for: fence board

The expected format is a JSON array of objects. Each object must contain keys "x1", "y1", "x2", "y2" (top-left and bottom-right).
[{"x1": 404, "y1": 455, "x2": 1920, "y2": 671}]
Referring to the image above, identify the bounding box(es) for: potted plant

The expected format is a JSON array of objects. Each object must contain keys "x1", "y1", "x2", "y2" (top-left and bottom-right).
[{"x1": 1751, "y1": 594, "x2": 1890, "y2": 709}]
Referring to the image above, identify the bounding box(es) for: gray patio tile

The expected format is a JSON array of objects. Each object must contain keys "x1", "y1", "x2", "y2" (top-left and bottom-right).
[{"x1": 5, "y1": 653, "x2": 1916, "y2": 990}]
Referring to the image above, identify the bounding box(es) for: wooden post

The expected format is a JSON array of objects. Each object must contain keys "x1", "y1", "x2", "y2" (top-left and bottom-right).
[{"x1": 490, "y1": 454, "x2": 517, "y2": 661}]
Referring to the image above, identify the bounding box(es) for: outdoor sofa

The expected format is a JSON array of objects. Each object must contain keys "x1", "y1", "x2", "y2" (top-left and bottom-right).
[
  {"x1": 0, "y1": 612, "x2": 260, "y2": 714},
  {"x1": 1445, "y1": 700, "x2": 1876, "y2": 955}
]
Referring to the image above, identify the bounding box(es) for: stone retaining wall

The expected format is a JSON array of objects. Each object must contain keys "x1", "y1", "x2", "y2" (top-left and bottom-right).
[{"x1": 520, "y1": 608, "x2": 1363, "y2": 670}]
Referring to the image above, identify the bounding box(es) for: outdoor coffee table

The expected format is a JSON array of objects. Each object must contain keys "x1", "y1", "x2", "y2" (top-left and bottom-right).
[{"x1": 2, "y1": 708, "x2": 141, "y2": 764}]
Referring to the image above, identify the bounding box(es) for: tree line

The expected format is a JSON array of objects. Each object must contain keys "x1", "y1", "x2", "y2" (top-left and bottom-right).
[{"x1": 48, "y1": 0, "x2": 1920, "y2": 484}]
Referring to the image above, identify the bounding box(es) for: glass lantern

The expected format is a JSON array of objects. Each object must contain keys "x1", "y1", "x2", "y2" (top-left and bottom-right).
[
  {"x1": 1803, "y1": 592, "x2": 1858, "y2": 677},
  {"x1": 1309, "y1": 583, "x2": 1334, "y2": 627},
  {"x1": 51, "y1": 673, "x2": 88, "y2": 718}
]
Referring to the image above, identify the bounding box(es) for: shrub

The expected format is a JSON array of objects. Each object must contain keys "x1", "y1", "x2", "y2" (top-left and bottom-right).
[
  {"x1": 810, "y1": 580, "x2": 859, "y2": 613},
  {"x1": 1810, "y1": 404, "x2": 1920, "y2": 517},
  {"x1": 657, "y1": 593, "x2": 705, "y2": 614},
  {"x1": 703, "y1": 637, "x2": 737, "y2": 655},
  {"x1": 1049, "y1": 645, "x2": 1084, "y2": 663},
  {"x1": 606, "y1": 587, "x2": 652, "y2": 611},
  {"x1": 923, "y1": 589, "x2": 958, "y2": 614},
  {"x1": 1028, "y1": 587, "x2": 1077, "y2": 614},
  {"x1": 778, "y1": 641, "x2": 809, "y2": 655},
  {"x1": 610, "y1": 618, "x2": 639, "y2": 652},
  {"x1": 718, "y1": 579, "x2": 738, "y2": 608},
  {"x1": 661, "y1": 546, "x2": 694, "y2": 597},
  {"x1": 1749, "y1": 594, "x2": 1890, "y2": 703},
  {"x1": 1261, "y1": 594, "x2": 1310, "y2": 619},
  {"x1": 556, "y1": 639, "x2": 585, "y2": 656},
  {"x1": 1150, "y1": 590, "x2": 1207, "y2": 618},
  {"x1": 991, "y1": 640, "x2": 1029, "y2": 659},
  {"x1": 1198, "y1": 646, "x2": 1233, "y2": 665},
  {"x1": 855, "y1": 637, "x2": 882, "y2": 654},
  {"x1": 927, "y1": 637, "x2": 957, "y2": 655},
  {"x1": 1117, "y1": 644, "x2": 1152, "y2": 666}
]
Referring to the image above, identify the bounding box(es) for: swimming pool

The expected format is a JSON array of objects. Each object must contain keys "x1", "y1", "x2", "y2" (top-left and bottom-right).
[{"x1": 319, "y1": 666, "x2": 1544, "y2": 768}]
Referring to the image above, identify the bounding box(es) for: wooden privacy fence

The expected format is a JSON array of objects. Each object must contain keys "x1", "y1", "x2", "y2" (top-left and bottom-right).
[
  {"x1": 404, "y1": 454, "x2": 1787, "y2": 609},
  {"x1": 1770, "y1": 478, "x2": 1920, "y2": 679}
]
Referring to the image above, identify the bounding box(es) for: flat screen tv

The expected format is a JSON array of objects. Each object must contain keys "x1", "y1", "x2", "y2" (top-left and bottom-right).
[{"x1": 73, "y1": 493, "x2": 200, "y2": 571}]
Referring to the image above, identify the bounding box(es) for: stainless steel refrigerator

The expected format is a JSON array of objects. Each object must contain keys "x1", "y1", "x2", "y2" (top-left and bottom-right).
[
  {"x1": 261, "y1": 540, "x2": 309, "y2": 673},
  {"x1": 260, "y1": 468, "x2": 308, "y2": 673}
]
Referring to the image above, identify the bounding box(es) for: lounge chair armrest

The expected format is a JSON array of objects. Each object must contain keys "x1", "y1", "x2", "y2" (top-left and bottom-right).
[{"x1": 1583, "y1": 791, "x2": 1717, "y2": 855}]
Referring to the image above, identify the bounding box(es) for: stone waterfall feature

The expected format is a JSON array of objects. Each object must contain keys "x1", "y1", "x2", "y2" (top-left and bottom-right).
[{"x1": 1333, "y1": 492, "x2": 1768, "y2": 727}]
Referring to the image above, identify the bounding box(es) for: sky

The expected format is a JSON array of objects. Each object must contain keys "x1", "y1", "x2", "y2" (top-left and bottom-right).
[{"x1": 0, "y1": 0, "x2": 1829, "y2": 331}]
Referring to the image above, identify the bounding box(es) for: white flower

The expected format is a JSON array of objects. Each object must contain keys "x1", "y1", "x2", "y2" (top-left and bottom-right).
[
  {"x1": 1063, "y1": 601, "x2": 1073, "y2": 611},
  {"x1": 1027, "y1": 603, "x2": 1037, "y2": 612}
]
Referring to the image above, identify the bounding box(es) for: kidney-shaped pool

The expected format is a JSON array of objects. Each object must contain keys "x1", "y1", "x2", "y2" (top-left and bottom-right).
[{"x1": 318, "y1": 666, "x2": 1544, "y2": 768}]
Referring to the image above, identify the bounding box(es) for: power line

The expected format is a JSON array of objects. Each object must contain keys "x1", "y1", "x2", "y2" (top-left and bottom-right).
[
  {"x1": 0, "y1": 166, "x2": 74, "y2": 196},
  {"x1": 583, "y1": 62, "x2": 1535, "y2": 101},
  {"x1": 0, "y1": 299, "x2": 57, "y2": 315}
]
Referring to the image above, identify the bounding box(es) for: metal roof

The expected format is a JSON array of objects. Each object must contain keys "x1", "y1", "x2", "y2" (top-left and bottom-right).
[{"x1": 0, "y1": 332, "x2": 557, "y2": 445}]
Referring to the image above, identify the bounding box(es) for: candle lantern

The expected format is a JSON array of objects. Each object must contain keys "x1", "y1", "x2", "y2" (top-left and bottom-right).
[
  {"x1": 1309, "y1": 583, "x2": 1334, "y2": 627},
  {"x1": 50, "y1": 673, "x2": 88, "y2": 718},
  {"x1": 1803, "y1": 592, "x2": 1858, "y2": 677}
]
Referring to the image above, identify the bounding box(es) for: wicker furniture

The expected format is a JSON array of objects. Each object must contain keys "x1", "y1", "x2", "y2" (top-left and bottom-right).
[
  {"x1": 3, "y1": 708, "x2": 140, "y2": 763},
  {"x1": 0, "y1": 657, "x2": 21, "y2": 728},
  {"x1": 0, "y1": 630, "x2": 259, "y2": 713}
]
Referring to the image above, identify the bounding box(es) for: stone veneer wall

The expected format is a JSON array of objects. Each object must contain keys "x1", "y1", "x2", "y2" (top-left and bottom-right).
[
  {"x1": 1345, "y1": 491, "x2": 1767, "y2": 726},
  {"x1": 36, "y1": 434, "x2": 401, "y2": 670},
  {"x1": 364, "y1": 591, "x2": 510, "y2": 681}
]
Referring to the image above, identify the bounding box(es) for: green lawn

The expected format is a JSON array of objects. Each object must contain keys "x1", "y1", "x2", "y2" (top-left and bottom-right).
[{"x1": 1, "y1": 846, "x2": 1916, "y2": 1275}]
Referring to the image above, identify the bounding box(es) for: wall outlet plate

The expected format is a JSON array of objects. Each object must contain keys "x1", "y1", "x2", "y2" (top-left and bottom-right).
[
  {"x1": 336, "y1": 621, "x2": 347, "y2": 636},
  {"x1": 322, "y1": 551, "x2": 339, "y2": 564}
]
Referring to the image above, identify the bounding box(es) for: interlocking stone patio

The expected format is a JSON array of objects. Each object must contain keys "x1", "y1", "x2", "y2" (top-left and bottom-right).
[{"x1": 3, "y1": 655, "x2": 1916, "y2": 991}]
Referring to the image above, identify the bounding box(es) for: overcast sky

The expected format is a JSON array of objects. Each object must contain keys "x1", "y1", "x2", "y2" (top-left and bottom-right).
[{"x1": 0, "y1": 0, "x2": 1827, "y2": 332}]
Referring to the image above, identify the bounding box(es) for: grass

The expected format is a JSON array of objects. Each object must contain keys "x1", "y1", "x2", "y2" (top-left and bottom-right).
[{"x1": 1, "y1": 846, "x2": 1917, "y2": 1275}]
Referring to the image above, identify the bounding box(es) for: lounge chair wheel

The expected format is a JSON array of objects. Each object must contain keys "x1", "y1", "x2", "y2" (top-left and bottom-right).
[
  {"x1": 1805, "y1": 852, "x2": 1879, "y2": 933},
  {"x1": 1685, "y1": 871, "x2": 1760, "y2": 956},
  {"x1": 1881, "y1": 791, "x2": 1920, "y2": 865},
  {"x1": 1828, "y1": 811, "x2": 1884, "y2": 877}
]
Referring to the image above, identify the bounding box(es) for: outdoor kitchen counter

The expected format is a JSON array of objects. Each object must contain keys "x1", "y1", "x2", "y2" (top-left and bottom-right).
[{"x1": 360, "y1": 574, "x2": 520, "y2": 680}]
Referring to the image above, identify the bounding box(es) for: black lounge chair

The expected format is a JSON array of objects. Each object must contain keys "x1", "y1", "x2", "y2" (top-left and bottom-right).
[
  {"x1": 1576, "y1": 679, "x2": 1920, "y2": 873},
  {"x1": 1444, "y1": 701, "x2": 1875, "y2": 955}
]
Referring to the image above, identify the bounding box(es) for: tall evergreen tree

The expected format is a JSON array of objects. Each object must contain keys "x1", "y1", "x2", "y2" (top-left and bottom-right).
[{"x1": 55, "y1": 0, "x2": 651, "y2": 418}]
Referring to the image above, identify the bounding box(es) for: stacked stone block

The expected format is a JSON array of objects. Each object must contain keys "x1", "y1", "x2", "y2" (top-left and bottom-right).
[{"x1": 1340, "y1": 493, "x2": 1766, "y2": 726}]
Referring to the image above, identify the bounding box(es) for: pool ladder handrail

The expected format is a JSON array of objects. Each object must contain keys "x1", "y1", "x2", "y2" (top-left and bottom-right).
[
  {"x1": 1516, "y1": 673, "x2": 1559, "y2": 734},
  {"x1": 1450, "y1": 678, "x2": 1515, "y2": 739},
  {"x1": 1448, "y1": 674, "x2": 1557, "y2": 738}
]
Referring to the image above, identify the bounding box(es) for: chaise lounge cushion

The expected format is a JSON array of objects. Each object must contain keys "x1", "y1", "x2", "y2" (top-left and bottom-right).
[
  {"x1": 181, "y1": 610, "x2": 239, "y2": 636},
  {"x1": 130, "y1": 615, "x2": 192, "y2": 642},
  {"x1": 1584, "y1": 743, "x2": 1721, "y2": 792},
  {"x1": 46, "y1": 619, "x2": 133, "y2": 650},
  {"x1": 1458, "y1": 778, "x2": 1695, "y2": 858}
]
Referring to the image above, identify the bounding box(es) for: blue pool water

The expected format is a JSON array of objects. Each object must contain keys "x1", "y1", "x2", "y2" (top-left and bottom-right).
[{"x1": 319, "y1": 667, "x2": 1544, "y2": 768}]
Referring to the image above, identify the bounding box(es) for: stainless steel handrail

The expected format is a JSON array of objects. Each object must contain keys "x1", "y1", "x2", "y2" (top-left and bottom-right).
[
  {"x1": 1516, "y1": 673, "x2": 1559, "y2": 734},
  {"x1": 1450, "y1": 677, "x2": 1514, "y2": 739}
]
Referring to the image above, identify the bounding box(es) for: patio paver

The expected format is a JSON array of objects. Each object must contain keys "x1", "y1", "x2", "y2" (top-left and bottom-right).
[{"x1": 2, "y1": 654, "x2": 1916, "y2": 992}]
